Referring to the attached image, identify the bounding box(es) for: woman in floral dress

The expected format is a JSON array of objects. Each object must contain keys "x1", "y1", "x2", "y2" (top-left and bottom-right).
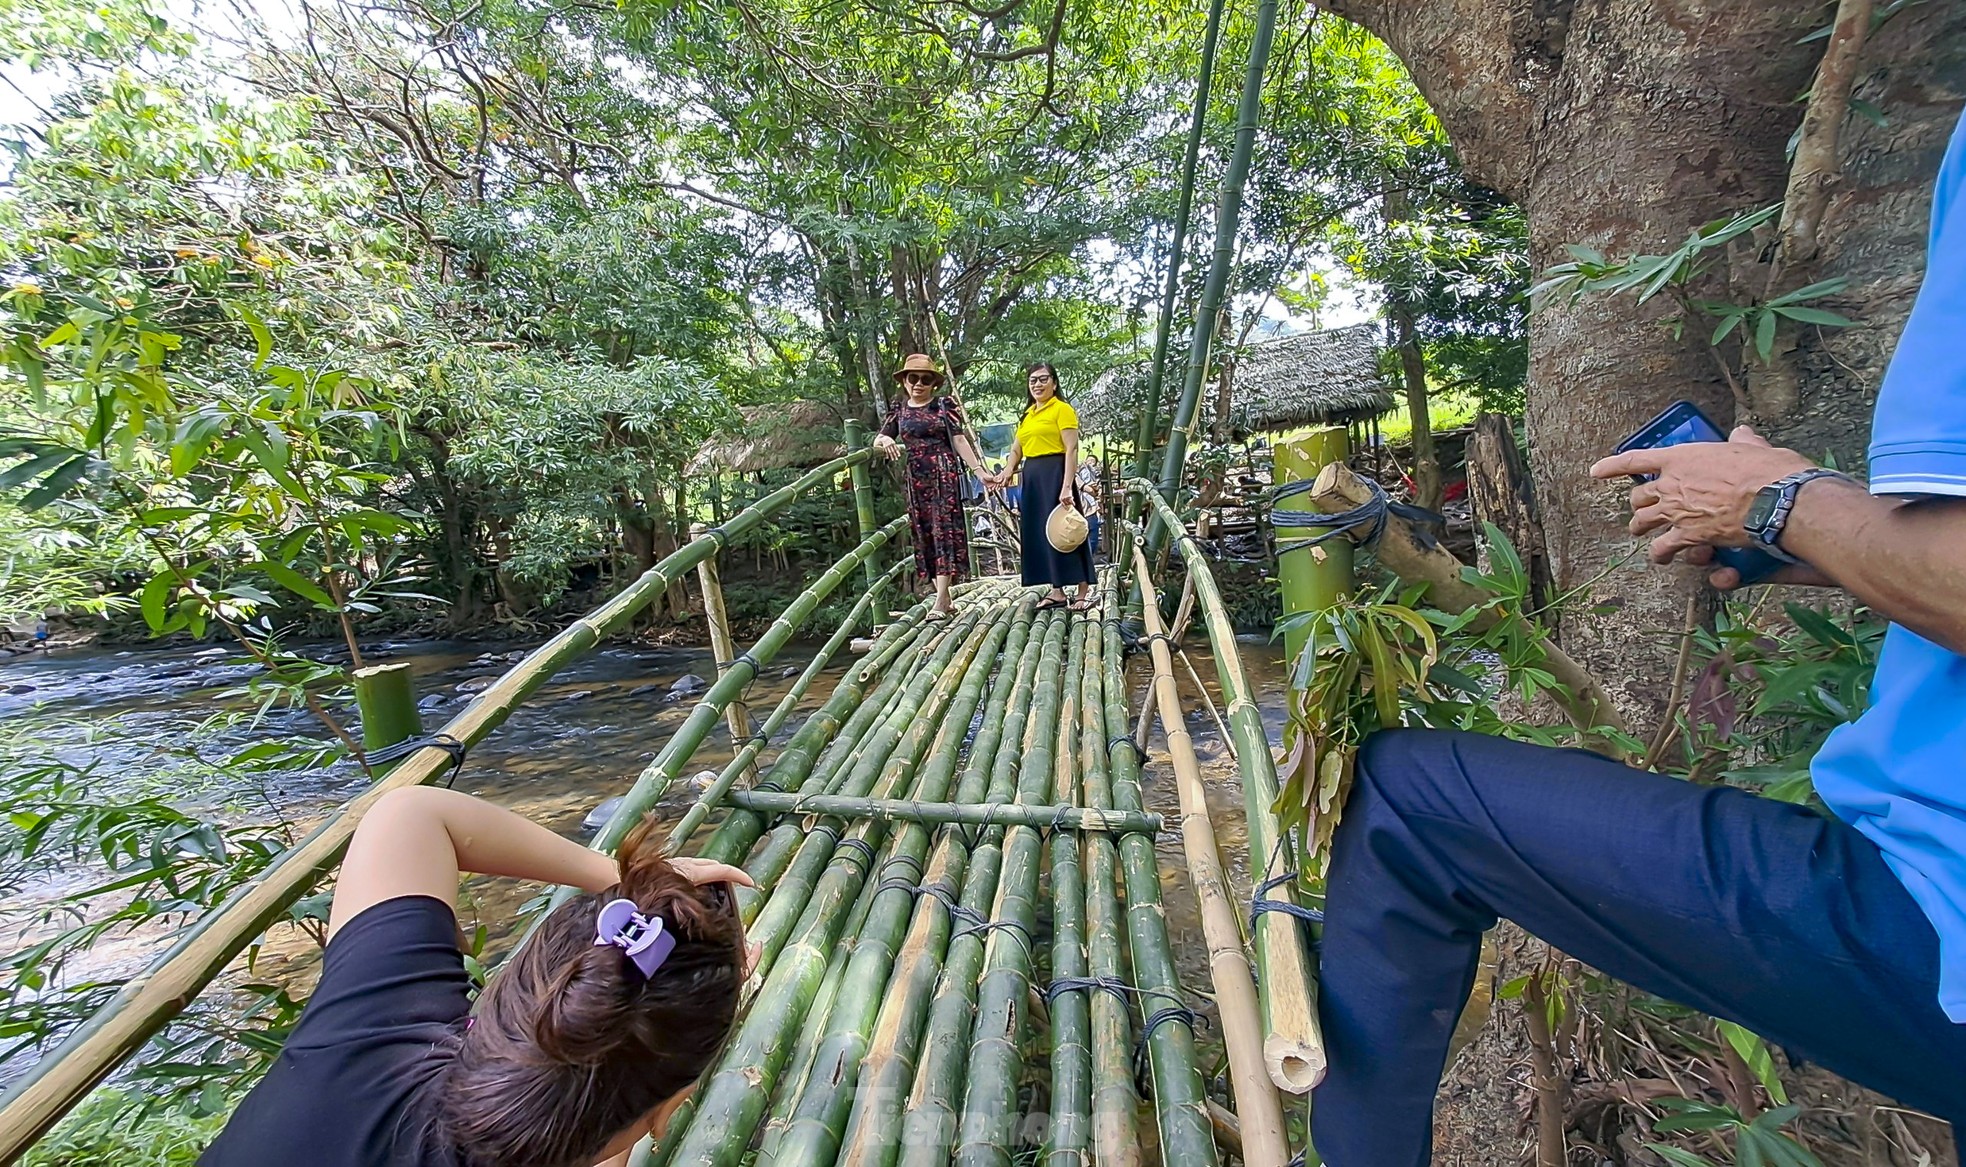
[{"x1": 874, "y1": 354, "x2": 989, "y2": 620}]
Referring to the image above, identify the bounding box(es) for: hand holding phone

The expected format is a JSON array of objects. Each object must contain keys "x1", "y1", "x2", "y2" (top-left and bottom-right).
[{"x1": 1611, "y1": 401, "x2": 1787, "y2": 586}]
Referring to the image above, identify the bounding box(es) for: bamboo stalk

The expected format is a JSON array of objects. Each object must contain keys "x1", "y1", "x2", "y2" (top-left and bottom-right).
[
  {"x1": 1077, "y1": 618, "x2": 1142, "y2": 1167},
  {"x1": 663, "y1": 612, "x2": 1006, "y2": 1167},
  {"x1": 351, "y1": 662, "x2": 421, "y2": 755},
  {"x1": 1129, "y1": 544, "x2": 1289, "y2": 1167},
  {"x1": 1304, "y1": 462, "x2": 1630, "y2": 746},
  {"x1": 693, "y1": 524, "x2": 758, "y2": 762},
  {"x1": 0, "y1": 449, "x2": 876, "y2": 1163},
  {"x1": 666, "y1": 556, "x2": 914, "y2": 855},
  {"x1": 763, "y1": 605, "x2": 1015, "y2": 1167},
  {"x1": 1136, "y1": 486, "x2": 1325, "y2": 1094},
  {"x1": 846, "y1": 419, "x2": 885, "y2": 597},
  {"x1": 1043, "y1": 620, "x2": 1093, "y2": 1167},
  {"x1": 1145, "y1": 0, "x2": 1278, "y2": 557},
  {"x1": 719, "y1": 792, "x2": 1160, "y2": 835},
  {"x1": 1099, "y1": 573, "x2": 1216, "y2": 1167},
  {"x1": 893, "y1": 604, "x2": 1052, "y2": 1167},
  {"x1": 954, "y1": 610, "x2": 1072, "y2": 1167}
]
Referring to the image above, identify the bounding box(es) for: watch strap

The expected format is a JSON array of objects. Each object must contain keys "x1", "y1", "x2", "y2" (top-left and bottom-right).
[{"x1": 1749, "y1": 467, "x2": 1851, "y2": 554}]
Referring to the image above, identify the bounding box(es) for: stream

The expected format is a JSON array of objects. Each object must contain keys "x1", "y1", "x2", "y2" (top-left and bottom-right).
[{"x1": 0, "y1": 624, "x2": 1293, "y2": 1083}]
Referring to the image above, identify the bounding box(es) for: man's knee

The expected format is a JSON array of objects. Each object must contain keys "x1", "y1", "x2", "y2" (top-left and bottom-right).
[{"x1": 1353, "y1": 728, "x2": 1473, "y2": 811}]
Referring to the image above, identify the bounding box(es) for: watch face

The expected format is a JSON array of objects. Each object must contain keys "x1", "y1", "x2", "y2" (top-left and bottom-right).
[{"x1": 1744, "y1": 486, "x2": 1782, "y2": 531}]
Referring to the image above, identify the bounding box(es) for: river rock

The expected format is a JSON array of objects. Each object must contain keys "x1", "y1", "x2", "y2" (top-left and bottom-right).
[
  {"x1": 669, "y1": 674, "x2": 708, "y2": 696},
  {"x1": 628, "y1": 683, "x2": 662, "y2": 698},
  {"x1": 192, "y1": 647, "x2": 229, "y2": 661},
  {"x1": 502, "y1": 650, "x2": 528, "y2": 662},
  {"x1": 5, "y1": 683, "x2": 33, "y2": 695},
  {"x1": 561, "y1": 689, "x2": 595, "y2": 702},
  {"x1": 418, "y1": 693, "x2": 451, "y2": 711},
  {"x1": 583, "y1": 796, "x2": 626, "y2": 834},
  {"x1": 457, "y1": 677, "x2": 495, "y2": 695},
  {"x1": 688, "y1": 770, "x2": 718, "y2": 792},
  {"x1": 778, "y1": 666, "x2": 799, "y2": 679}
]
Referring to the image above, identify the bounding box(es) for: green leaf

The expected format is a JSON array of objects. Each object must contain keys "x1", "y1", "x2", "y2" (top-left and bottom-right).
[
  {"x1": 1717, "y1": 1019, "x2": 1790, "y2": 1105},
  {"x1": 37, "y1": 322, "x2": 78, "y2": 348},
  {"x1": 1753, "y1": 308, "x2": 1778, "y2": 362},
  {"x1": 1643, "y1": 1144, "x2": 1718, "y2": 1167},
  {"x1": 256, "y1": 559, "x2": 336, "y2": 609},
  {"x1": 140, "y1": 572, "x2": 172, "y2": 632},
  {"x1": 1771, "y1": 305, "x2": 1853, "y2": 328},
  {"x1": 18, "y1": 454, "x2": 89, "y2": 510},
  {"x1": 0, "y1": 448, "x2": 72, "y2": 490},
  {"x1": 239, "y1": 305, "x2": 274, "y2": 370}
]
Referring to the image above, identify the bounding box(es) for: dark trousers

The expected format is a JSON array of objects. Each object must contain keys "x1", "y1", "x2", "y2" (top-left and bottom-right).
[{"x1": 1312, "y1": 729, "x2": 1966, "y2": 1165}]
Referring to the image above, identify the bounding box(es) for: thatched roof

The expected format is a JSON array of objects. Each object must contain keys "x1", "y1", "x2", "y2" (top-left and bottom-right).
[
  {"x1": 690, "y1": 399, "x2": 849, "y2": 474},
  {"x1": 1079, "y1": 323, "x2": 1392, "y2": 437}
]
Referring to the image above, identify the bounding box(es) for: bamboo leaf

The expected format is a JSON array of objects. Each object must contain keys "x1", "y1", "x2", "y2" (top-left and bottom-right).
[
  {"x1": 255, "y1": 559, "x2": 336, "y2": 609},
  {"x1": 140, "y1": 572, "x2": 172, "y2": 632}
]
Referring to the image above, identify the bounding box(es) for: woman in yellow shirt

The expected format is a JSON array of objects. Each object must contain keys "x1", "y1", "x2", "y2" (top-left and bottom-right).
[{"x1": 987, "y1": 362, "x2": 1096, "y2": 610}]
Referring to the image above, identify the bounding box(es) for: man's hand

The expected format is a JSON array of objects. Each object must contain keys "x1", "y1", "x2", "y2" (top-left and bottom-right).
[
  {"x1": 1681, "y1": 544, "x2": 1837, "y2": 590},
  {"x1": 1588, "y1": 425, "x2": 1814, "y2": 565}
]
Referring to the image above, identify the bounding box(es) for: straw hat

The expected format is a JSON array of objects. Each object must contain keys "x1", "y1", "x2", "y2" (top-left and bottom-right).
[
  {"x1": 1046, "y1": 501, "x2": 1089, "y2": 553},
  {"x1": 892, "y1": 353, "x2": 945, "y2": 387}
]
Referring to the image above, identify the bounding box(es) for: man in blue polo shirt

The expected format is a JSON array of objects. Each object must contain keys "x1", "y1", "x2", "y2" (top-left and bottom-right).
[{"x1": 1311, "y1": 113, "x2": 1966, "y2": 1163}]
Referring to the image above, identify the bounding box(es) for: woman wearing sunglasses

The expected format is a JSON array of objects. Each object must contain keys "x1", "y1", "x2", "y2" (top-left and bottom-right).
[
  {"x1": 873, "y1": 353, "x2": 989, "y2": 621},
  {"x1": 200, "y1": 785, "x2": 754, "y2": 1167}
]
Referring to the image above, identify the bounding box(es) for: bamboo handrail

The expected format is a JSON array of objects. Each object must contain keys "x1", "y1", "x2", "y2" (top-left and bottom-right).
[
  {"x1": 719, "y1": 791, "x2": 1162, "y2": 835},
  {"x1": 1132, "y1": 484, "x2": 1326, "y2": 1094},
  {"x1": 1129, "y1": 542, "x2": 1289, "y2": 1167},
  {"x1": 0, "y1": 451, "x2": 876, "y2": 1164}
]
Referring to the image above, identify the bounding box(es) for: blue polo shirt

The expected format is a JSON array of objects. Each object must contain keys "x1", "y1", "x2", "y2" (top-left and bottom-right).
[{"x1": 1812, "y1": 109, "x2": 1966, "y2": 1023}]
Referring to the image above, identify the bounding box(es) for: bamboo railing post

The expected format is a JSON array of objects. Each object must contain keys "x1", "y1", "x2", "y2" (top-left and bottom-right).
[
  {"x1": 1135, "y1": 483, "x2": 1325, "y2": 1095},
  {"x1": 1129, "y1": 545, "x2": 1289, "y2": 1167},
  {"x1": 846, "y1": 419, "x2": 882, "y2": 600},
  {"x1": 0, "y1": 449, "x2": 877, "y2": 1164},
  {"x1": 351, "y1": 662, "x2": 420, "y2": 762},
  {"x1": 1274, "y1": 427, "x2": 1352, "y2": 670},
  {"x1": 693, "y1": 523, "x2": 756, "y2": 763}
]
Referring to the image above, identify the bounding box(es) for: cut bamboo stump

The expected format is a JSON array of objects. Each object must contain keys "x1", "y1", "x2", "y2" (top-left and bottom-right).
[
  {"x1": 351, "y1": 662, "x2": 420, "y2": 759},
  {"x1": 1131, "y1": 545, "x2": 1290, "y2": 1167},
  {"x1": 1274, "y1": 427, "x2": 1353, "y2": 668},
  {"x1": 1306, "y1": 462, "x2": 1631, "y2": 750}
]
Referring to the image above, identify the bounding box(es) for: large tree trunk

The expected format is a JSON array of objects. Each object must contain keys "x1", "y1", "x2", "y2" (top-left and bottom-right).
[{"x1": 1320, "y1": 0, "x2": 1964, "y2": 725}]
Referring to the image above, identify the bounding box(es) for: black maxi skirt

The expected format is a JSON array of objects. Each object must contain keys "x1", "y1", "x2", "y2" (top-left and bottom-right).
[{"x1": 1018, "y1": 453, "x2": 1096, "y2": 588}]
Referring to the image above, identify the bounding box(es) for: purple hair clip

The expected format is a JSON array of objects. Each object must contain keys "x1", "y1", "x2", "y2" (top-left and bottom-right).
[{"x1": 593, "y1": 898, "x2": 677, "y2": 979}]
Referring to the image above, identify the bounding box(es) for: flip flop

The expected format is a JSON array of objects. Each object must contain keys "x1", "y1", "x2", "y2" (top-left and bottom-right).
[
  {"x1": 925, "y1": 608, "x2": 953, "y2": 623},
  {"x1": 1067, "y1": 597, "x2": 1096, "y2": 612},
  {"x1": 1035, "y1": 596, "x2": 1068, "y2": 611}
]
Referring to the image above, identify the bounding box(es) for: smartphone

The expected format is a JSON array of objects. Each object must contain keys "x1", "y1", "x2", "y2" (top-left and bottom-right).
[{"x1": 1613, "y1": 400, "x2": 1784, "y2": 585}]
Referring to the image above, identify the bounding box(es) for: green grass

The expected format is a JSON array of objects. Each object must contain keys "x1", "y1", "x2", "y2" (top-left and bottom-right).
[
  {"x1": 23, "y1": 1090, "x2": 233, "y2": 1167},
  {"x1": 1376, "y1": 389, "x2": 1480, "y2": 445}
]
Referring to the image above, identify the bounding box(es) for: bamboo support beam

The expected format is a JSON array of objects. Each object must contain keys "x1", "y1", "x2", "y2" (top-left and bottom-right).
[
  {"x1": 1129, "y1": 545, "x2": 1289, "y2": 1167},
  {"x1": 0, "y1": 449, "x2": 876, "y2": 1164},
  {"x1": 1134, "y1": 486, "x2": 1325, "y2": 1094},
  {"x1": 1304, "y1": 461, "x2": 1630, "y2": 747},
  {"x1": 1044, "y1": 622, "x2": 1093, "y2": 1167},
  {"x1": 693, "y1": 523, "x2": 758, "y2": 762},
  {"x1": 720, "y1": 791, "x2": 1161, "y2": 835}
]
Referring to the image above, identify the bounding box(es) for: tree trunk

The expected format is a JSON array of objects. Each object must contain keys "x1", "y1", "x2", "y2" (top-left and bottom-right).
[
  {"x1": 1466, "y1": 412, "x2": 1552, "y2": 610},
  {"x1": 1388, "y1": 296, "x2": 1441, "y2": 511},
  {"x1": 1318, "y1": 0, "x2": 1963, "y2": 726}
]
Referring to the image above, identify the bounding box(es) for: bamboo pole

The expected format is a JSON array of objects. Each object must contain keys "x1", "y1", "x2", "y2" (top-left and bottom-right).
[
  {"x1": 720, "y1": 792, "x2": 1160, "y2": 835},
  {"x1": 1097, "y1": 569, "x2": 1217, "y2": 1167},
  {"x1": 1145, "y1": 0, "x2": 1278, "y2": 559},
  {"x1": 665, "y1": 556, "x2": 913, "y2": 855},
  {"x1": 840, "y1": 595, "x2": 1039, "y2": 1167},
  {"x1": 1077, "y1": 617, "x2": 1142, "y2": 1167},
  {"x1": 1136, "y1": 485, "x2": 1325, "y2": 1094},
  {"x1": 1273, "y1": 428, "x2": 1353, "y2": 670},
  {"x1": 663, "y1": 612, "x2": 1005, "y2": 1167},
  {"x1": 351, "y1": 662, "x2": 421, "y2": 757},
  {"x1": 0, "y1": 449, "x2": 876, "y2": 1163},
  {"x1": 893, "y1": 605, "x2": 1052, "y2": 1167},
  {"x1": 763, "y1": 604, "x2": 1017, "y2": 1167},
  {"x1": 1045, "y1": 621, "x2": 1093, "y2": 1167},
  {"x1": 954, "y1": 610, "x2": 1071, "y2": 1167},
  {"x1": 693, "y1": 522, "x2": 758, "y2": 763},
  {"x1": 1128, "y1": 0, "x2": 1230, "y2": 513},
  {"x1": 1303, "y1": 462, "x2": 1630, "y2": 745},
  {"x1": 1129, "y1": 543, "x2": 1289, "y2": 1167},
  {"x1": 846, "y1": 420, "x2": 884, "y2": 599}
]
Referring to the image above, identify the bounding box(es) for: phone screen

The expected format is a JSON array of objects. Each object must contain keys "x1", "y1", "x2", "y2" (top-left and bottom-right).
[{"x1": 1614, "y1": 401, "x2": 1783, "y2": 585}]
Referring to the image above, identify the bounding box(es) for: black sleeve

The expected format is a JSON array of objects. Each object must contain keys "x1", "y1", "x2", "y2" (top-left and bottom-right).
[
  {"x1": 879, "y1": 409, "x2": 900, "y2": 440},
  {"x1": 200, "y1": 896, "x2": 469, "y2": 1167},
  {"x1": 286, "y1": 895, "x2": 472, "y2": 1049}
]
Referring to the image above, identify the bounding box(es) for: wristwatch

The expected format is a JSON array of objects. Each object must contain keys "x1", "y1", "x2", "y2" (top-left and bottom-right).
[{"x1": 1742, "y1": 467, "x2": 1853, "y2": 557}]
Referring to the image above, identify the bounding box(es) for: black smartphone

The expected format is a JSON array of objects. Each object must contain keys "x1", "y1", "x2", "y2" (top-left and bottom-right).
[{"x1": 1613, "y1": 400, "x2": 1784, "y2": 586}]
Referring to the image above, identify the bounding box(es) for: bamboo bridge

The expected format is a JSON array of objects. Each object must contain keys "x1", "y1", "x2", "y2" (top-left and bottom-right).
[{"x1": 0, "y1": 447, "x2": 1332, "y2": 1167}]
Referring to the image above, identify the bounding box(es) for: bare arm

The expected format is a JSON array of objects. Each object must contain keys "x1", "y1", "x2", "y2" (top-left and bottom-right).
[
  {"x1": 952, "y1": 432, "x2": 986, "y2": 476},
  {"x1": 998, "y1": 439, "x2": 1023, "y2": 484},
  {"x1": 331, "y1": 787, "x2": 750, "y2": 939}
]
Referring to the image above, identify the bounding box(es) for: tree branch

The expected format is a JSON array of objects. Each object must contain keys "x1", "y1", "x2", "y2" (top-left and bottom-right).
[{"x1": 1779, "y1": 0, "x2": 1874, "y2": 264}]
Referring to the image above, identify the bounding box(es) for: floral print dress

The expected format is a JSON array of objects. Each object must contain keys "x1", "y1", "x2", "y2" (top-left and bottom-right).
[{"x1": 880, "y1": 397, "x2": 970, "y2": 581}]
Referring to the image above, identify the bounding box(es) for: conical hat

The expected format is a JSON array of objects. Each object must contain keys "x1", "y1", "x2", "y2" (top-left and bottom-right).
[{"x1": 1046, "y1": 502, "x2": 1089, "y2": 553}]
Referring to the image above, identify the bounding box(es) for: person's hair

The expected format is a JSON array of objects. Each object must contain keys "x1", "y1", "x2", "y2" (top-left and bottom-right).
[
  {"x1": 1021, "y1": 362, "x2": 1065, "y2": 420},
  {"x1": 432, "y1": 816, "x2": 744, "y2": 1167}
]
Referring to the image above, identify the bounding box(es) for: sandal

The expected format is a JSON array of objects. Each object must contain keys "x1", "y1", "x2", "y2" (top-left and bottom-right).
[
  {"x1": 1035, "y1": 595, "x2": 1068, "y2": 611},
  {"x1": 1067, "y1": 597, "x2": 1096, "y2": 613},
  {"x1": 925, "y1": 608, "x2": 953, "y2": 623}
]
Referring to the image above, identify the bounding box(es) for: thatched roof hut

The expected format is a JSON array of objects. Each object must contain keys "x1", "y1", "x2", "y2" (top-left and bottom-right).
[
  {"x1": 1078, "y1": 323, "x2": 1392, "y2": 437},
  {"x1": 689, "y1": 400, "x2": 849, "y2": 474}
]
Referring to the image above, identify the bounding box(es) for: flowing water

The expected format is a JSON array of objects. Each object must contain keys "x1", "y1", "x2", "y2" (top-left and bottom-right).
[{"x1": 0, "y1": 624, "x2": 1291, "y2": 1080}]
